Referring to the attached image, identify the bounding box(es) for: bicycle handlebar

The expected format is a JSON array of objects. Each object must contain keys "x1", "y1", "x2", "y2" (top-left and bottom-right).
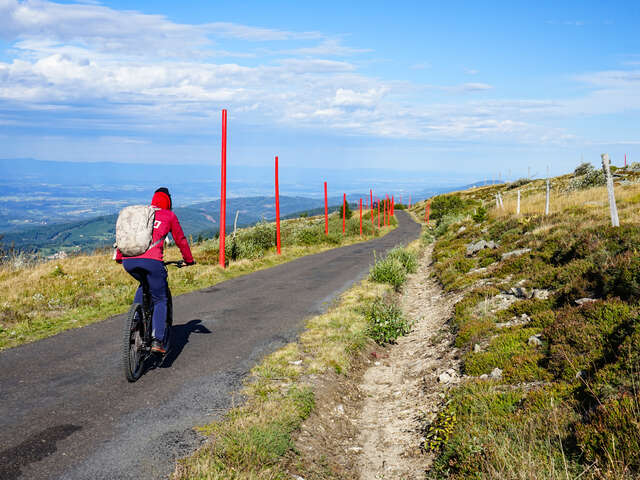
[{"x1": 163, "y1": 260, "x2": 187, "y2": 268}]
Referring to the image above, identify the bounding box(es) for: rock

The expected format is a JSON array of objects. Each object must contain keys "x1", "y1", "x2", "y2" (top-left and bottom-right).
[
  {"x1": 466, "y1": 240, "x2": 498, "y2": 256},
  {"x1": 457, "y1": 226, "x2": 467, "y2": 234},
  {"x1": 292, "y1": 475, "x2": 306, "y2": 480},
  {"x1": 575, "y1": 297, "x2": 597, "y2": 306},
  {"x1": 501, "y1": 248, "x2": 531, "y2": 260},
  {"x1": 490, "y1": 368, "x2": 503, "y2": 379},
  {"x1": 348, "y1": 446, "x2": 364, "y2": 453},
  {"x1": 496, "y1": 314, "x2": 531, "y2": 328},
  {"x1": 446, "y1": 368, "x2": 457, "y2": 376},
  {"x1": 533, "y1": 289, "x2": 551, "y2": 300},
  {"x1": 509, "y1": 286, "x2": 533, "y2": 299},
  {"x1": 480, "y1": 374, "x2": 489, "y2": 380},
  {"x1": 288, "y1": 360, "x2": 303, "y2": 365},
  {"x1": 334, "y1": 404, "x2": 345, "y2": 415},
  {"x1": 528, "y1": 334, "x2": 543, "y2": 347},
  {"x1": 438, "y1": 372, "x2": 452, "y2": 383},
  {"x1": 473, "y1": 343, "x2": 483, "y2": 353}
]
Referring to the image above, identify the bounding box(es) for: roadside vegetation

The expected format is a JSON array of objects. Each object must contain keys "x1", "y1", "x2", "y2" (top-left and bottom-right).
[
  {"x1": 173, "y1": 240, "x2": 417, "y2": 479},
  {"x1": 408, "y1": 163, "x2": 640, "y2": 479},
  {"x1": 0, "y1": 210, "x2": 395, "y2": 350}
]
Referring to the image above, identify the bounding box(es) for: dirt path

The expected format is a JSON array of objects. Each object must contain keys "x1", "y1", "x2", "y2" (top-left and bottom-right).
[{"x1": 355, "y1": 244, "x2": 461, "y2": 479}]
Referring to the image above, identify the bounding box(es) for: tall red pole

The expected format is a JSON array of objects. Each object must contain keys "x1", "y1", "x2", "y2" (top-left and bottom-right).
[
  {"x1": 324, "y1": 181, "x2": 328, "y2": 235},
  {"x1": 275, "y1": 156, "x2": 281, "y2": 255},
  {"x1": 219, "y1": 109, "x2": 227, "y2": 268},
  {"x1": 359, "y1": 198, "x2": 362, "y2": 235},
  {"x1": 342, "y1": 193, "x2": 346, "y2": 234},
  {"x1": 391, "y1": 195, "x2": 394, "y2": 216},
  {"x1": 377, "y1": 200, "x2": 380, "y2": 228},
  {"x1": 384, "y1": 198, "x2": 387, "y2": 226}
]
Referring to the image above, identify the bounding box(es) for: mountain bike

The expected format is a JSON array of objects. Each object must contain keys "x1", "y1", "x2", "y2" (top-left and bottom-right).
[{"x1": 122, "y1": 260, "x2": 186, "y2": 382}]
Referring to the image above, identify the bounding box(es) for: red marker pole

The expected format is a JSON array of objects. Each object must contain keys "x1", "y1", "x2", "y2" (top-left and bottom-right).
[
  {"x1": 275, "y1": 156, "x2": 281, "y2": 255},
  {"x1": 342, "y1": 193, "x2": 346, "y2": 234},
  {"x1": 324, "y1": 181, "x2": 328, "y2": 235},
  {"x1": 391, "y1": 195, "x2": 394, "y2": 216},
  {"x1": 377, "y1": 200, "x2": 380, "y2": 228},
  {"x1": 219, "y1": 109, "x2": 227, "y2": 268},
  {"x1": 359, "y1": 198, "x2": 363, "y2": 235}
]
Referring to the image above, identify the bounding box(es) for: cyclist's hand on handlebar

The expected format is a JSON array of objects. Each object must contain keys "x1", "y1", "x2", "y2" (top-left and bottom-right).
[{"x1": 185, "y1": 260, "x2": 196, "y2": 266}]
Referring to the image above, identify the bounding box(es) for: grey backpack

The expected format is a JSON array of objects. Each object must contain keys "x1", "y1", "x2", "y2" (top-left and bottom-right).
[{"x1": 115, "y1": 205, "x2": 162, "y2": 257}]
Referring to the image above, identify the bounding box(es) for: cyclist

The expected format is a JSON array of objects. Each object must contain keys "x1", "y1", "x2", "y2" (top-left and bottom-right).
[{"x1": 116, "y1": 187, "x2": 195, "y2": 354}]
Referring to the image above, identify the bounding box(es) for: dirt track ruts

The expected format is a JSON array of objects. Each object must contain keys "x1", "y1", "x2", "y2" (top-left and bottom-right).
[{"x1": 0, "y1": 211, "x2": 420, "y2": 480}]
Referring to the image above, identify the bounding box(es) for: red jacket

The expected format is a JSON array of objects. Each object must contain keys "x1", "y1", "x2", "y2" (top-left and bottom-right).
[{"x1": 116, "y1": 208, "x2": 194, "y2": 263}]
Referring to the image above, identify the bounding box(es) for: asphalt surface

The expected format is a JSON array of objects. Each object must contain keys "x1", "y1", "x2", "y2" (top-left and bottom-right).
[{"x1": 0, "y1": 211, "x2": 421, "y2": 480}]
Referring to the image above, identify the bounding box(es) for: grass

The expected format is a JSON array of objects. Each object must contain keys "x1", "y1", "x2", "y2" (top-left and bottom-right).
[
  {"x1": 418, "y1": 167, "x2": 640, "y2": 479},
  {"x1": 173, "y1": 242, "x2": 417, "y2": 479},
  {"x1": 0, "y1": 211, "x2": 397, "y2": 350}
]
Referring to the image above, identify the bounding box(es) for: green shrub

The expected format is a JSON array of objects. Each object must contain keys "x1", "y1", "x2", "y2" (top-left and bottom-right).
[
  {"x1": 576, "y1": 393, "x2": 640, "y2": 474},
  {"x1": 430, "y1": 194, "x2": 466, "y2": 222},
  {"x1": 569, "y1": 169, "x2": 605, "y2": 190},
  {"x1": 471, "y1": 206, "x2": 487, "y2": 223},
  {"x1": 338, "y1": 202, "x2": 353, "y2": 220},
  {"x1": 292, "y1": 224, "x2": 324, "y2": 246},
  {"x1": 369, "y1": 255, "x2": 406, "y2": 291},
  {"x1": 364, "y1": 297, "x2": 411, "y2": 344},
  {"x1": 573, "y1": 161, "x2": 594, "y2": 176},
  {"x1": 386, "y1": 247, "x2": 418, "y2": 274}
]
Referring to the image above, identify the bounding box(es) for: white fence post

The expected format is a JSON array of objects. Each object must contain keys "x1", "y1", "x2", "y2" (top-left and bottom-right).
[
  {"x1": 545, "y1": 179, "x2": 550, "y2": 215},
  {"x1": 602, "y1": 153, "x2": 620, "y2": 227}
]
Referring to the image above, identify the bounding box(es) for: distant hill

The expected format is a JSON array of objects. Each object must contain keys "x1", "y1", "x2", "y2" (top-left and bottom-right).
[{"x1": 0, "y1": 195, "x2": 356, "y2": 255}]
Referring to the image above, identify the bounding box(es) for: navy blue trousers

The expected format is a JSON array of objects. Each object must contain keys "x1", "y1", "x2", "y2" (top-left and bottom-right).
[{"x1": 123, "y1": 258, "x2": 168, "y2": 342}]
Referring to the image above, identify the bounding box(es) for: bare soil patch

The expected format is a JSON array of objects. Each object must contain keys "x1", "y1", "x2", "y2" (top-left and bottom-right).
[{"x1": 287, "y1": 245, "x2": 462, "y2": 480}]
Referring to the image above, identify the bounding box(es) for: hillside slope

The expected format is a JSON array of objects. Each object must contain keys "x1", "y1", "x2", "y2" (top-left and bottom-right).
[{"x1": 407, "y1": 164, "x2": 640, "y2": 479}]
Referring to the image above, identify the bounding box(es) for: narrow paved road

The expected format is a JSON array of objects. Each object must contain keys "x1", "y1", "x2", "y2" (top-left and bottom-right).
[{"x1": 0, "y1": 212, "x2": 420, "y2": 480}]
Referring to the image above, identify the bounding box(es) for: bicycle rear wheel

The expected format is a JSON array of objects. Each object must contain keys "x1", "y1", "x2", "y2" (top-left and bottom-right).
[{"x1": 123, "y1": 303, "x2": 146, "y2": 382}]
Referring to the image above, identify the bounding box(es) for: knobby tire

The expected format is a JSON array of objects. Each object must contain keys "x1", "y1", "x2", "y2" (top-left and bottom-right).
[{"x1": 123, "y1": 303, "x2": 145, "y2": 382}]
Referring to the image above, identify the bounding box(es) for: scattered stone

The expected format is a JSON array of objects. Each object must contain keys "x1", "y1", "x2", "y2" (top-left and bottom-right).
[
  {"x1": 289, "y1": 360, "x2": 303, "y2": 366},
  {"x1": 501, "y1": 248, "x2": 531, "y2": 260},
  {"x1": 490, "y1": 368, "x2": 503, "y2": 379},
  {"x1": 466, "y1": 240, "x2": 498, "y2": 256},
  {"x1": 438, "y1": 372, "x2": 452, "y2": 384},
  {"x1": 479, "y1": 374, "x2": 489, "y2": 380},
  {"x1": 457, "y1": 226, "x2": 467, "y2": 234},
  {"x1": 528, "y1": 334, "x2": 543, "y2": 347},
  {"x1": 533, "y1": 289, "x2": 551, "y2": 300},
  {"x1": 575, "y1": 297, "x2": 597, "y2": 306},
  {"x1": 508, "y1": 286, "x2": 533, "y2": 299},
  {"x1": 292, "y1": 475, "x2": 306, "y2": 480},
  {"x1": 496, "y1": 313, "x2": 531, "y2": 329},
  {"x1": 467, "y1": 266, "x2": 488, "y2": 275},
  {"x1": 473, "y1": 343, "x2": 483, "y2": 353},
  {"x1": 334, "y1": 404, "x2": 345, "y2": 415}
]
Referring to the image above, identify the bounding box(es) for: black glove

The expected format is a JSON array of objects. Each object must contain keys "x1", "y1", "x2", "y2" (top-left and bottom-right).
[{"x1": 186, "y1": 260, "x2": 196, "y2": 266}]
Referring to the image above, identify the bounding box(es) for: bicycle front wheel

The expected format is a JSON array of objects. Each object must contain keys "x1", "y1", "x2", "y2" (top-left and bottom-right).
[{"x1": 123, "y1": 303, "x2": 146, "y2": 382}]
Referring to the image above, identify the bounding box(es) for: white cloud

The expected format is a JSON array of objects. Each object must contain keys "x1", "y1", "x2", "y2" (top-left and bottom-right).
[{"x1": 0, "y1": 0, "x2": 637, "y2": 150}]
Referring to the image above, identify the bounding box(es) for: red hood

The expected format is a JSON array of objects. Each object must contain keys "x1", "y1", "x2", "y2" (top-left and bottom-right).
[{"x1": 151, "y1": 191, "x2": 171, "y2": 210}]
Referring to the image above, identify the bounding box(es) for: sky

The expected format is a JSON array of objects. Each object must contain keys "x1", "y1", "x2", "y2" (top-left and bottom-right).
[{"x1": 0, "y1": 0, "x2": 639, "y2": 179}]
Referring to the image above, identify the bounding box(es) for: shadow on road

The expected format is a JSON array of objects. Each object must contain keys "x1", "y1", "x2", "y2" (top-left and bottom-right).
[
  {"x1": 0, "y1": 424, "x2": 82, "y2": 480},
  {"x1": 161, "y1": 319, "x2": 211, "y2": 368}
]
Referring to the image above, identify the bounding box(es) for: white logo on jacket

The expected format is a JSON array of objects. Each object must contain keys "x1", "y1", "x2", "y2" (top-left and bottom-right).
[{"x1": 154, "y1": 220, "x2": 162, "y2": 229}]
